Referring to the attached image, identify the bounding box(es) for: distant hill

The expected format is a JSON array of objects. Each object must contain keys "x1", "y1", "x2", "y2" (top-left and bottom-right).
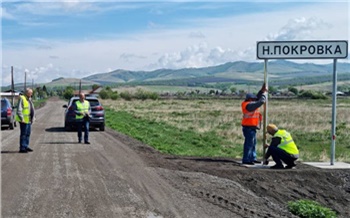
[
  {"x1": 81, "y1": 60, "x2": 350, "y2": 86},
  {"x1": 46, "y1": 78, "x2": 95, "y2": 87},
  {"x1": 4, "y1": 60, "x2": 349, "y2": 91}
]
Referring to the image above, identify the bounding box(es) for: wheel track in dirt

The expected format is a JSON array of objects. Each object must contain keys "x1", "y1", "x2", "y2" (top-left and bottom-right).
[{"x1": 155, "y1": 168, "x2": 296, "y2": 218}]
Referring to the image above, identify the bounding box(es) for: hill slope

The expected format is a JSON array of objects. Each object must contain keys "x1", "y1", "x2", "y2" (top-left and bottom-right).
[{"x1": 81, "y1": 60, "x2": 350, "y2": 86}]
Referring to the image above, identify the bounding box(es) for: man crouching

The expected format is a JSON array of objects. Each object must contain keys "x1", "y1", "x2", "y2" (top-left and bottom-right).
[{"x1": 264, "y1": 124, "x2": 299, "y2": 169}]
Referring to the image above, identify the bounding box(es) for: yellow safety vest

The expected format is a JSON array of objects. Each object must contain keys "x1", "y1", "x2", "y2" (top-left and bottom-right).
[
  {"x1": 274, "y1": 129, "x2": 299, "y2": 155},
  {"x1": 75, "y1": 101, "x2": 90, "y2": 120},
  {"x1": 15, "y1": 95, "x2": 31, "y2": 123}
]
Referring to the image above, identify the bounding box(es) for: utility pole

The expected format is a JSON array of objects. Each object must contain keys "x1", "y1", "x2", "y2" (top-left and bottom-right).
[
  {"x1": 24, "y1": 71, "x2": 27, "y2": 92},
  {"x1": 11, "y1": 66, "x2": 15, "y2": 105}
]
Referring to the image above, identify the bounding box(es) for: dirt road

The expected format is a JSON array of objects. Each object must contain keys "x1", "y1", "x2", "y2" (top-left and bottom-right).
[{"x1": 2, "y1": 98, "x2": 350, "y2": 218}]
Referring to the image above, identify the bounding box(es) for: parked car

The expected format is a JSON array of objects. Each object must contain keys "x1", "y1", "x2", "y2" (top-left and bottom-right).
[
  {"x1": 63, "y1": 96, "x2": 105, "y2": 131},
  {"x1": 1, "y1": 97, "x2": 16, "y2": 130}
]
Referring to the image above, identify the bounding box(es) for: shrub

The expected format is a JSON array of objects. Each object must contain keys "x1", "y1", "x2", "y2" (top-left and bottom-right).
[
  {"x1": 133, "y1": 89, "x2": 159, "y2": 100},
  {"x1": 288, "y1": 86, "x2": 299, "y2": 95},
  {"x1": 63, "y1": 87, "x2": 74, "y2": 100},
  {"x1": 110, "y1": 92, "x2": 119, "y2": 100},
  {"x1": 288, "y1": 199, "x2": 337, "y2": 218},
  {"x1": 298, "y1": 90, "x2": 327, "y2": 99},
  {"x1": 99, "y1": 89, "x2": 110, "y2": 99},
  {"x1": 134, "y1": 89, "x2": 148, "y2": 100},
  {"x1": 148, "y1": 92, "x2": 159, "y2": 100},
  {"x1": 120, "y1": 91, "x2": 133, "y2": 101}
]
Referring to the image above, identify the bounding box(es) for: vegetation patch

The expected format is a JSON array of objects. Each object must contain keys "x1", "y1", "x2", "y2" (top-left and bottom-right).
[
  {"x1": 102, "y1": 98, "x2": 350, "y2": 162},
  {"x1": 288, "y1": 199, "x2": 337, "y2": 218},
  {"x1": 105, "y1": 108, "x2": 238, "y2": 157}
]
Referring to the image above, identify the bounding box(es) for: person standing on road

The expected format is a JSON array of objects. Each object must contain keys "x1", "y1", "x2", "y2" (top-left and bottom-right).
[
  {"x1": 264, "y1": 124, "x2": 299, "y2": 169},
  {"x1": 16, "y1": 88, "x2": 35, "y2": 153},
  {"x1": 74, "y1": 93, "x2": 91, "y2": 144},
  {"x1": 241, "y1": 83, "x2": 267, "y2": 165}
]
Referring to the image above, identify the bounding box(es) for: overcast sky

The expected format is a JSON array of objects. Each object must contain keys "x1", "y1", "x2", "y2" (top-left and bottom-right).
[{"x1": 1, "y1": 1, "x2": 349, "y2": 86}]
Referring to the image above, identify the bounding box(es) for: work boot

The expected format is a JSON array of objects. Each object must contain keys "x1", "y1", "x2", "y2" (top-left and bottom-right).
[
  {"x1": 285, "y1": 163, "x2": 296, "y2": 169},
  {"x1": 26, "y1": 147, "x2": 33, "y2": 152},
  {"x1": 270, "y1": 165, "x2": 284, "y2": 169}
]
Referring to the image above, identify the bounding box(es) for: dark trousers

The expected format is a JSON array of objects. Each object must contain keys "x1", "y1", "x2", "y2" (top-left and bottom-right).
[
  {"x1": 266, "y1": 146, "x2": 297, "y2": 167},
  {"x1": 19, "y1": 122, "x2": 31, "y2": 150},
  {"x1": 76, "y1": 118, "x2": 89, "y2": 143},
  {"x1": 242, "y1": 127, "x2": 257, "y2": 163}
]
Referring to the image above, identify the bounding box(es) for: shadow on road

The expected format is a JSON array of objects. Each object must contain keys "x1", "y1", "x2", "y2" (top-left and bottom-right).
[
  {"x1": 45, "y1": 127, "x2": 65, "y2": 132},
  {"x1": 45, "y1": 127, "x2": 100, "y2": 132},
  {"x1": 1, "y1": 151, "x2": 23, "y2": 154},
  {"x1": 41, "y1": 141, "x2": 81, "y2": 145},
  {"x1": 1, "y1": 127, "x2": 15, "y2": 131}
]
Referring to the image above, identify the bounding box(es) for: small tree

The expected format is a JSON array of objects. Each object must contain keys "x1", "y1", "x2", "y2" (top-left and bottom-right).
[
  {"x1": 268, "y1": 85, "x2": 278, "y2": 94},
  {"x1": 230, "y1": 87, "x2": 237, "y2": 94},
  {"x1": 110, "y1": 92, "x2": 119, "y2": 100},
  {"x1": 92, "y1": 84, "x2": 100, "y2": 90},
  {"x1": 99, "y1": 89, "x2": 110, "y2": 99},
  {"x1": 288, "y1": 86, "x2": 299, "y2": 95},
  {"x1": 63, "y1": 86, "x2": 74, "y2": 99}
]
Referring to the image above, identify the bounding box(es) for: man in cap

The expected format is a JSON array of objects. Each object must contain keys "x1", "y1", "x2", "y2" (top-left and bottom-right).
[
  {"x1": 264, "y1": 124, "x2": 299, "y2": 169},
  {"x1": 241, "y1": 83, "x2": 267, "y2": 165}
]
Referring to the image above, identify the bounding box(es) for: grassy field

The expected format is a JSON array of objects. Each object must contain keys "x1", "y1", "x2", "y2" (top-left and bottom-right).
[{"x1": 101, "y1": 97, "x2": 350, "y2": 162}]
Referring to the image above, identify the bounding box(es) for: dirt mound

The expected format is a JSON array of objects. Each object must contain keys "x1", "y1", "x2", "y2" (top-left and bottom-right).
[{"x1": 109, "y1": 129, "x2": 350, "y2": 217}]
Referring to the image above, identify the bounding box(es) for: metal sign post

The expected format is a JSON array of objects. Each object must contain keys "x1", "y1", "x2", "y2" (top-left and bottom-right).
[
  {"x1": 257, "y1": 40, "x2": 348, "y2": 165},
  {"x1": 331, "y1": 59, "x2": 337, "y2": 165},
  {"x1": 262, "y1": 60, "x2": 268, "y2": 161}
]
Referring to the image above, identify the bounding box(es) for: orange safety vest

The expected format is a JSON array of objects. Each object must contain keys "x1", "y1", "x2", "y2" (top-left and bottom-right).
[{"x1": 241, "y1": 101, "x2": 262, "y2": 128}]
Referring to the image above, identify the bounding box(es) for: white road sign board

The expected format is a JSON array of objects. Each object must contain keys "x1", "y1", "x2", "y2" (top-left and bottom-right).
[{"x1": 257, "y1": 40, "x2": 348, "y2": 59}]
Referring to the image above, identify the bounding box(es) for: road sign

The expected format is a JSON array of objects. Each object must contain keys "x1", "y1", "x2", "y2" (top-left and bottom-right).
[
  {"x1": 257, "y1": 40, "x2": 348, "y2": 59},
  {"x1": 256, "y1": 39, "x2": 349, "y2": 166}
]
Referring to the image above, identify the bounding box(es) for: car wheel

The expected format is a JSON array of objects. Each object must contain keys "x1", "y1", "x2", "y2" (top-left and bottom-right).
[{"x1": 100, "y1": 123, "x2": 105, "y2": 131}]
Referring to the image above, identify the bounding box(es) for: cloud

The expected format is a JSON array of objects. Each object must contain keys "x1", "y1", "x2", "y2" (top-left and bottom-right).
[
  {"x1": 120, "y1": 53, "x2": 147, "y2": 63},
  {"x1": 150, "y1": 42, "x2": 255, "y2": 70},
  {"x1": 1, "y1": 7, "x2": 16, "y2": 20},
  {"x1": 1, "y1": 2, "x2": 348, "y2": 86},
  {"x1": 189, "y1": 31, "x2": 206, "y2": 39},
  {"x1": 265, "y1": 17, "x2": 332, "y2": 41}
]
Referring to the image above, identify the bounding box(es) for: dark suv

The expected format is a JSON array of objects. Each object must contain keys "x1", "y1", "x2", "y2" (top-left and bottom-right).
[
  {"x1": 63, "y1": 96, "x2": 105, "y2": 131},
  {"x1": 1, "y1": 97, "x2": 16, "y2": 130}
]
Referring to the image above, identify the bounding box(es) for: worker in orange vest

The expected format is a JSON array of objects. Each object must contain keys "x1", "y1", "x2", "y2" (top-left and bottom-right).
[{"x1": 241, "y1": 83, "x2": 267, "y2": 165}]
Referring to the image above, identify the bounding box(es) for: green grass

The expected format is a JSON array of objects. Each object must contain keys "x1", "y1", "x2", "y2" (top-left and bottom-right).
[
  {"x1": 103, "y1": 98, "x2": 350, "y2": 162},
  {"x1": 33, "y1": 99, "x2": 47, "y2": 109},
  {"x1": 105, "y1": 108, "x2": 241, "y2": 157},
  {"x1": 293, "y1": 122, "x2": 350, "y2": 162},
  {"x1": 288, "y1": 199, "x2": 337, "y2": 218}
]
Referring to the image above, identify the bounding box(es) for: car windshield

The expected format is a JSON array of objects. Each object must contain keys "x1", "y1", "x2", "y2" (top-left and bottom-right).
[{"x1": 88, "y1": 100, "x2": 100, "y2": 107}]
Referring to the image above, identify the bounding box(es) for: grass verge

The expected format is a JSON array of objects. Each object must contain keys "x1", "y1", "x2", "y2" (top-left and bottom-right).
[{"x1": 105, "y1": 108, "x2": 241, "y2": 157}]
